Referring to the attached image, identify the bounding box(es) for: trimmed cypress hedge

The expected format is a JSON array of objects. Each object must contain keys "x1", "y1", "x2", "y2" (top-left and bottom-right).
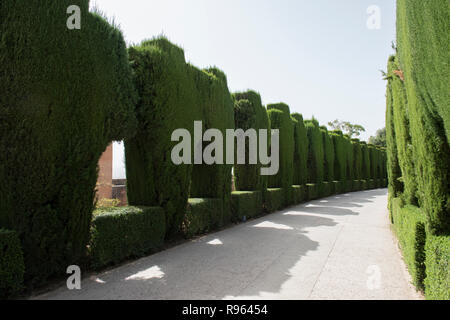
[
  {"x1": 90, "y1": 207, "x2": 165, "y2": 269},
  {"x1": 424, "y1": 235, "x2": 450, "y2": 300},
  {"x1": 304, "y1": 118, "x2": 324, "y2": 184},
  {"x1": 0, "y1": 229, "x2": 24, "y2": 298},
  {"x1": 360, "y1": 141, "x2": 371, "y2": 181},
  {"x1": 267, "y1": 104, "x2": 294, "y2": 205},
  {"x1": 321, "y1": 127, "x2": 335, "y2": 182},
  {"x1": 264, "y1": 188, "x2": 285, "y2": 213},
  {"x1": 125, "y1": 37, "x2": 199, "y2": 237},
  {"x1": 291, "y1": 114, "x2": 309, "y2": 186},
  {"x1": 0, "y1": 1, "x2": 137, "y2": 285},
  {"x1": 233, "y1": 91, "x2": 270, "y2": 193},
  {"x1": 352, "y1": 139, "x2": 363, "y2": 181},
  {"x1": 183, "y1": 198, "x2": 224, "y2": 238},
  {"x1": 292, "y1": 185, "x2": 306, "y2": 205},
  {"x1": 344, "y1": 136, "x2": 354, "y2": 184},
  {"x1": 396, "y1": 0, "x2": 449, "y2": 234},
  {"x1": 190, "y1": 66, "x2": 235, "y2": 226},
  {"x1": 306, "y1": 184, "x2": 319, "y2": 200},
  {"x1": 391, "y1": 198, "x2": 426, "y2": 290},
  {"x1": 330, "y1": 131, "x2": 347, "y2": 182},
  {"x1": 231, "y1": 191, "x2": 263, "y2": 222}
]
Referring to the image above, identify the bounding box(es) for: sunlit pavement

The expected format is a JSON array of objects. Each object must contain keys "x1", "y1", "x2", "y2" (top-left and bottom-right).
[{"x1": 34, "y1": 189, "x2": 422, "y2": 300}]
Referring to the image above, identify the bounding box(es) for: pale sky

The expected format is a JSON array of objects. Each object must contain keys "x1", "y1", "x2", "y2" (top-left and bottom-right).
[{"x1": 91, "y1": 0, "x2": 396, "y2": 179}]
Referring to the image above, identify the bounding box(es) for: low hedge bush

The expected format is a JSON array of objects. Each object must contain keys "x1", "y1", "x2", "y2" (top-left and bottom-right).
[
  {"x1": 360, "y1": 180, "x2": 368, "y2": 190},
  {"x1": 306, "y1": 184, "x2": 319, "y2": 200},
  {"x1": 344, "y1": 180, "x2": 353, "y2": 193},
  {"x1": 424, "y1": 234, "x2": 450, "y2": 300},
  {"x1": 320, "y1": 182, "x2": 331, "y2": 197},
  {"x1": 183, "y1": 199, "x2": 224, "y2": 239},
  {"x1": 0, "y1": 229, "x2": 24, "y2": 298},
  {"x1": 292, "y1": 185, "x2": 306, "y2": 205},
  {"x1": 391, "y1": 198, "x2": 426, "y2": 290},
  {"x1": 90, "y1": 207, "x2": 165, "y2": 269},
  {"x1": 264, "y1": 188, "x2": 284, "y2": 213},
  {"x1": 231, "y1": 191, "x2": 263, "y2": 222},
  {"x1": 352, "y1": 180, "x2": 361, "y2": 192},
  {"x1": 333, "y1": 181, "x2": 344, "y2": 194}
]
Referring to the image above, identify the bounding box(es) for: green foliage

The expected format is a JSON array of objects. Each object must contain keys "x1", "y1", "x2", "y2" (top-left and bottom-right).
[
  {"x1": 306, "y1": 184, "x2": 319, "y2": 200},
  {"x1": 304, "y1": 118, "x2": 324, "y2": 184},
  {"x1": 183, "y1": 198, "x2": 224, "y2": 238},
  {"x1": 189, "y1": 66, "x2": 235, "y2": 226},
  {"x1": 368, "y1": 145, "x2": 378, "y2": 180},
  {"x1": 125, "y1": 37, "x2": 199, "y2": 237},
  {"x1": 267, "y1": 104, "x2": 294, "y2": 205},
  {"x1": 0, "y1": 229, "x2": 24, "y2": 298},
  {"x1": 424, "y1": 234, "x2": 450, "y2": 300},
  {"x1": 231, "y1": 191, "x2": 263, "y2": 222},
  {"x1": 391, "y1": 198, "x2": 426, "y2": 290},
  {"x1": 327, "y1": 120, "x2": 366, "y2": 138},
  {"x1": 397, "y1": 0, "x2": 449, "y2": 234},
  {"x1": 291, "y1": 113, "x2": 309, "y2": 185},
  {"x1": 351, "y1": 139, "x2": 363, "y2": 180},
  {"x1": 90, "y1": 206, "x2": 165, "y2": 269},
  {"x1": 330, "y1": 131, "x2": 347, "y2": 182},
  {"x1": 292, "y1": 185, "x2": 306, "y2": 205},
  {"x1": 360, "y1": 142, "x2": 371, "y2": 181},
  {"x1": 321, "y1": 128, "x2": 335, "y2": 182},
  {"x1": 0, "y1": 1, "x2": 137, "y2": 285},
  {"x1": 344, "y1": 136, "x2": 354, "y2": 181},
  {"x1": 233, "y1": 91, "x2": 270, "y2": 193},
  {"x1": 369, "y1": 128, "x2": 387, "y2": 147},
  {"x1": 264, "y1": 188, "x2": 284, "y2": 213}
]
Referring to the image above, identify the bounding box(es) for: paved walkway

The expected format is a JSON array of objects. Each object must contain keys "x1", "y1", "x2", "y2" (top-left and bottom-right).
[{"x1": 35, "y1": 189, "x2": 422, "y2": 300}]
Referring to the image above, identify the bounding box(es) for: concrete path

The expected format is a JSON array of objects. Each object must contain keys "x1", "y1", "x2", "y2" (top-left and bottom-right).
[{"x1": 34, "y1": 189, "x2": 422, "y2": 300}]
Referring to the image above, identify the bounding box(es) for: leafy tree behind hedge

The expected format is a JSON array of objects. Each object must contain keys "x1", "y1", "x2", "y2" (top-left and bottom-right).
[
  {"x1": 125, "y1": 37, "x2": 199, "y2": 237},
  {"x1": 0, "y1": 1, "x2": 137, "y2": 286}
]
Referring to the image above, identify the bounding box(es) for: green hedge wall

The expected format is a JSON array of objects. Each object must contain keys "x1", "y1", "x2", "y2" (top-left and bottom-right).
[
  {"x1": 264, "y1": 188, "x2": 285, "y2": 213},
  {"x1": 321, "y1": 127, "x2": 335, "y2": 182},
  {"x1": 352, "y1": 139, "x2": 363, "y2": 180},
  {"x1": 424, "y1": 234, "x2": 450, "y2": 300},
  {"x1": 292, "y1": 114, "x2": 309, "y2": 186},
  {"x1": 360, "y1": 142, "x2": 371, "y2": 181},
  {"x1": 344, "y1": 136, "x2": 354, "y2": 182},
  {"x1": 90, "y1": 207, "x2": 165, "y2": 269},
  {"x1": 396, "y1": 0, "x2": 449, "y2": 234},
  {"x1": 183, "y1": 198, "x2": 224, "y2": 238},
  {"x1": 190, "y1": 66, "x2": 235, "y2": 226},
  {"x1": 233, "y1": 91, "x2": 270, "y2": 193},
  {"x1": 0, "y1": 1, "x2": 137, "y2": 286},
  {"x1": 267, "y1": 104, "x2": 294, "y2": 205},
  {"x1": 0, "y1": 229, "x2": 24, "y2": 298},
  {"x1": 125, "y1": 38, "x2": 198, "y2": 238},
  {"x1": 304, "y1": 119, "x2": 324, "y2": 184},
  {"x1": 292, "y1": 185, "x2": 306, "y2": 205},
  {"x1": 330, "y1": 131, "x2": 347, "y2": 182},
  {"x1": 231, "y1": 191, "x2": 263, "y2": 222},
  {"x1": 391, "y1": 198, "x2": 426, "y2": 290}
]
